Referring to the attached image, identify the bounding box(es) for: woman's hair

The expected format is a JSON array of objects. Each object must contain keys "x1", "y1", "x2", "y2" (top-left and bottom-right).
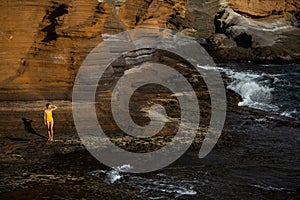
[{"x1": 46, "y1": 103, "x2": 50, "y2": 108}]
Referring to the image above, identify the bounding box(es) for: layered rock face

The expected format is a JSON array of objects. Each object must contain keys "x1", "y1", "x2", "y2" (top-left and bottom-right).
[
  {"x1": 0, "y1": 0, "x2": 220, "y2": 101},
  {"x1": 0, "y1": 0, "x2": 299, "y2": 138},
  {"x1": 228, "y1": 0, "x2": 299, "y2": 20},
  {"x1": 2, "y1": 0, "x2": 298, "y2": 101},
  {"x1": 0, "y1": 0, "x2": 111, "y2": 101},
  {"x1": 0, "y1": 2, "x2": 298, "y2": 195},
  {"x1": 0, "y1": 0, "x2": 220, "y2": 141},
  {"x1": 208, "y1": 0, "x2": 300, "y2": 63}
]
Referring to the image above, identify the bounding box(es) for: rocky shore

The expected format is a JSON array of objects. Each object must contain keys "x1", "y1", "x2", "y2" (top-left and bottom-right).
[
  {"x1": 0, "y1": 71, "x2": 240, "y2": 199},
  {"x1": 0, "y1": 138, "x2": 143, "y2": 199},
  {"x1": 0, "y1": 97, "x2": 234, "y2": 199},
  {"x1": 1, "y1": 0, "x2": 300, "y2": 199}
]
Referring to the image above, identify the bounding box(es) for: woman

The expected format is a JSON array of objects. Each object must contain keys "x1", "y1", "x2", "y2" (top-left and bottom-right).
[{"x1": 44, "y1": 103, "x2": 58, "y2": 141}]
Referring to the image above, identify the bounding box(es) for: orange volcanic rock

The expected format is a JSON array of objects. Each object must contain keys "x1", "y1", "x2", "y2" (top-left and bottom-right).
[
  {"x1": 0, "y1": 0, "x2": 299, "y2": 101},
  {"x1": 0, "y1": 0, "x2": 112, "y2": 100},
  {"x1": 228, "y1": 0, "x2": 300, "y2": 20},
  {"x1": 0, "y1": 0, "x2": 220, "y2": 101}
]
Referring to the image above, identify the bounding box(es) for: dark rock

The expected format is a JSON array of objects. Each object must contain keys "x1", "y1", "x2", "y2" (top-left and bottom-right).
[
  {"x1": 234, "y1": 33, "x2": 252, "y2": 48},
  {"x1": 207, "y1": 8, "x2": 300, "y2": 63},
  {"x1": 292, "y1": 11, "x2": 300, "y2": 27}
]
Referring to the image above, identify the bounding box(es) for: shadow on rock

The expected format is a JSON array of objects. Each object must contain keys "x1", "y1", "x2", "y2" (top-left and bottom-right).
[{"x1": 21, "y1": 117, "x2": 47, "y2": 139}]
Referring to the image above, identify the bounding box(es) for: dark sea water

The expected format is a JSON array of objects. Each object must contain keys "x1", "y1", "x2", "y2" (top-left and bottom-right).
[
  {"x1": 90, "y1": 64, "x2": 300, "y2": 199},
  {"x1": 200, "y1": 63, "x2": 300, "y2": 121}
]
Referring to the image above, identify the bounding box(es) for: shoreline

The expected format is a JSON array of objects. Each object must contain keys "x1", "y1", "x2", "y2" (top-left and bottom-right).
[
  {"x1": 1, "y1": 101, "x2": 299, "y2": 199},
  {"x1": 0, "y1": 89, "x2": 237, "y2": 198},
  {"x1": 1, "y1": 73, "x2": 299, "y2": 199}
]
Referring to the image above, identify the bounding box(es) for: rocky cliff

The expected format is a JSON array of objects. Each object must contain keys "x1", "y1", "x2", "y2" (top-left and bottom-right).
[
  {"x1": 1, "y1": 0, "x2": 299, "y2": 101},
  {"x1": 207, "y1": 0, "x2": 300, "y2": 63},
  {"x1": 229, "y1": 0, "x2": 299, "y2": 20},
  {"x1": 0, "y1": 1, "x2": 298, "y2": 197},
  {"x1": 0, "y1": 0, "x2": 217, "y2": 101}
]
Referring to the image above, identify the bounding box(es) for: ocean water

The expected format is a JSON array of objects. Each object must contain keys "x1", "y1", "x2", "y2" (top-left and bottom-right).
[
  {"x1": 198, "y1": 63, "x2": 300, "y2": 121},
  {"x1": 89, "y1": 63, "x2": 300, "y2": 199}
]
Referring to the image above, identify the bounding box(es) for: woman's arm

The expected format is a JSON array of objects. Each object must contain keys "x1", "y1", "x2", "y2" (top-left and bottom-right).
[
  {"x1": 44, "y1": 111, "x2": 47, "y2": 125},
  {"x1": 50, "y1": 105, "x2": 58, "y2": 111}
]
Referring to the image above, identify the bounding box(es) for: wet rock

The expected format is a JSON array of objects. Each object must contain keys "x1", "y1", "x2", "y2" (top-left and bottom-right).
[
  {"x1": 207, "y1": 7, "x2": 300, "y2": 63},
  {"x1": 292, "y1": 11, "x2": 300, "y2": 27},
  {"x1": 0, "y1": 1, "x2": 299, "y2": 198}
]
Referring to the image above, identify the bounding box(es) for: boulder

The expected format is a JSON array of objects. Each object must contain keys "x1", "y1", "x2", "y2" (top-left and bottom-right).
[{"x1": 207, "y1": 7, "x2": 300, "y2": 63}]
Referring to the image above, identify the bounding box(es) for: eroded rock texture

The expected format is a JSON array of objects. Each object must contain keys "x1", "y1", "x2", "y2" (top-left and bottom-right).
[
  {"x1": 207, "y1": 0, "x2": 300, "y2": 63},
  {"x1": 0, "y1": 3, "x2": 297, "y2": 196},
  {"x1": 0, "y1": 0, "x2": 222, "y2": 147},
  {"x1": 2, "y1": 0, "x2": 298, "y2": 101},
  {"x1": 0, "y1": 0, "x2": 112, "y2": 100},
  {"x1": 0, "y1": 0, "x2": 220, "y2": 101},
  {"x1": 228, "y1": 0, "x2": 299, "y2": 20}
]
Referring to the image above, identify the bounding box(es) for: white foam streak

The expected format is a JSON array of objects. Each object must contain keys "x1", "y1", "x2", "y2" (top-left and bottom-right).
[
  {"x1": 281, "y1": 109, "x2": 298, "y2": 119},
  {"x1": 105, "y1": 169, "x2": 122, "y2": 184},
  {"x1": 114, "y1": 164, "x2": 133, "y2": 172},
  {"x1": 251, "y1": 184, "x2": 289, "y2": 191},
  {"x1": 93, "y1": 164, "x2": 134, "y2": 184},
  {"x1": 228, "y1": 80, "x2": 278, "y2": 111},
  {"x1": 106, "y1": 164, "x2": 134, "y2": 183},
  {"x1": 135, "y1": 178, "x2": 197, "y2": 198},
  {"x1": 89, "y1": 167, "x2": 197, "y2": 198},
  {"x1": 197, "y1": 65, "x2": 279, "y2": 112}
]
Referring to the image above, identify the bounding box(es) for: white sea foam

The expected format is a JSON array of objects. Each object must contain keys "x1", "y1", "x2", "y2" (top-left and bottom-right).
[
  {"x1": 105, "y1": 164, "x2": 134, "y2": 184},
  {"x1": 89, "y1": 167, "x2": 198, "y2": 198},
  {"x1": 251, "y1": 184, "x2": 289, "y2": 191},
  {"x1": 197, "y1": 65, "x2": 279, "y2": 112},
  {"x1": 89, "y1": 164, "x2": 134, "y2": 184},
  {"x1": 281, "y1": 109, "x2": 298, "y2": 119},
  {"x1": 105, "y1": 169, "x2": 122, "y2": 184},
  {"x1": 114, "y1": 164, "x2": 133, "y2": 172},
  {"x1": 196, "y1": 65, "x2": 221, "y2": 71},
  {"x1": 255, "y1": 118, "x2": 267, "y2": 123},
  {"x1": 127, "y1": 173, "x2": 198, "y2": 199},
  {"x1": 228, "y1": 81, "x2": 278, "y2": 111},
  {"x1": 174, "y1": 188, "x2": 197, "y2": 197}
]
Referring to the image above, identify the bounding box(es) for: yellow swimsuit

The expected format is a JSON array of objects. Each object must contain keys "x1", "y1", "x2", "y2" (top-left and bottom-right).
[{"x1": 45, "y1": 110, "x2": 53, "y2": 122}]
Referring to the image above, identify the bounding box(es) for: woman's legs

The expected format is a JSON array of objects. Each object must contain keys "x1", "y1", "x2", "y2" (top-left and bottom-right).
[
  {"x1": 47, "y1": 121, "x2": 54, "y2": 141},
  {"x1": 50, "y1": 121, "x2": 54, "y2": 141},
  {"x1": 47, "y1": 122, "x2": 51, "y2": 140}
]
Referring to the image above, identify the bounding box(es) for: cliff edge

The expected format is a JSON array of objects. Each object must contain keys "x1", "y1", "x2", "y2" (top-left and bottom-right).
[{"x1": 0, "y1": 0, "x2": 299, "y2": 101}]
